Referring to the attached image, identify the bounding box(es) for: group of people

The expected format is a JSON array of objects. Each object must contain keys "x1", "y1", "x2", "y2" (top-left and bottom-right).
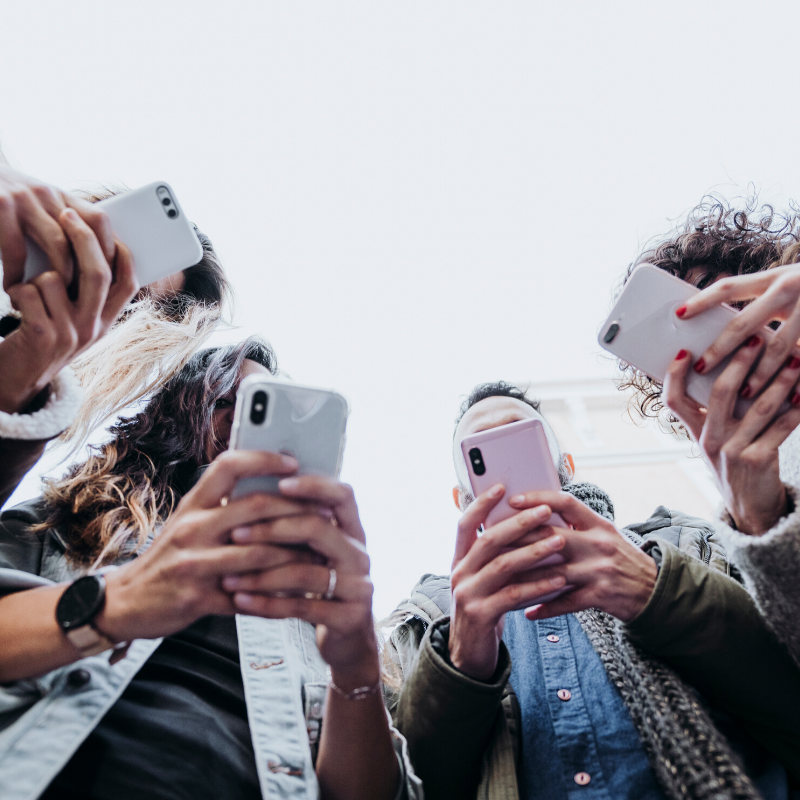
[{"x1": 0, "y1": 158, "x2": 799, "y2": 800}]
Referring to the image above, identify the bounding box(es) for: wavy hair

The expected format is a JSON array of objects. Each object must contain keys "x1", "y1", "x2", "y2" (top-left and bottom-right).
[
  {"x1": 616, "y1": 195, "x2": 800, "y2": 430},
  {"x1": 58, "y1": 188, "x2": 231, "y2": 455},
  {"x1": 37, "y1": 337, "x2": 277, "y2": 568}
]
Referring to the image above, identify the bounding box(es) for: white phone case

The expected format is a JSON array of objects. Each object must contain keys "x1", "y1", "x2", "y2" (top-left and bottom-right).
[
  {"x1": 598, "y1": 264, "x2": 785, "y2": 419},
  {"x1": 23, "y1": 181, "x2": 203, "y2": 287},
  {"x1": 228, "y1": 376, "x2": 349, "y2": 499}
]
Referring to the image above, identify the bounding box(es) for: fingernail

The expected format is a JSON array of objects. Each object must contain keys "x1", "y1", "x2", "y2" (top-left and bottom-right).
[
  {"x1": 281, "y1": 455, "x2": 299, "y2": 469},
  {"x1": 223, "y1": 576, "x2": 242, "y2": 590},
  {"x1": 550, "y1": 575, "x2": 566, "y2": 588},
  {"x1": 234, "y1": 593, "x2": 256, "y2": 607},
  {"x1": 693, "y1": 358, "x2": 706, "y2": 374},
  {"x1": 792, "y1": 393, "x2": 800, "y2": 406},
  {"x1": 739, "y1": 384, "x2": 752, "y2": 399},
  {"x1": 547, "y1": 534, "x2": 564, "y2": 550},
  {"x1": 675, "y1": 349, "x2": 688, "y2": 361},
  {"x1": 278, "y1": 478, "x2": 299, "y2": 491},
  {"x1": 490, "y1": 484, "x2": 505, "y2": 498},
  {"x1": 231, "y1": 527, "x2": 252, "y2": 542},
  {"x1": 62, "y1": 208, "x2": 77, "y2": 221},
  {"x1": 675, "y1": 306, "x2": 687, "y2": 318},
  {"x1": 509, "y1": 493, "x2": 525, "y2": 504},
  {"x1": 747, "y1": 335, "x2": 761, "y2": 348},
  {"x1": 788, "y1": 356, "x2": 800, "y2": 370}
]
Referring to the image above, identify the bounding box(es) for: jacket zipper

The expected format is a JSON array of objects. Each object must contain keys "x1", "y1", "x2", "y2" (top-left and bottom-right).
[{"x1": 699, "y1": 532, "x2": 712, "y2": 565}]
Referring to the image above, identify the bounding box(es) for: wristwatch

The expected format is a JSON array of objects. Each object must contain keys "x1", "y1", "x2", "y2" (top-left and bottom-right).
[{"x1": 56, "y1": 575, "x2": 119, "y2": 658}]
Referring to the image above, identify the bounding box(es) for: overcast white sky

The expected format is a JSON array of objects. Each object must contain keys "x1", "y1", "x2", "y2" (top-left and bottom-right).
[{"x1": 3, "y1": 2, "x2": 800, "y2": 616}]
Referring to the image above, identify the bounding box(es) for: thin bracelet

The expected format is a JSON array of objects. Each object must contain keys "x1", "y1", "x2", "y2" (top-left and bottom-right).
[{"x1": 329, "y1": 679, "x2": 381, "y2": 701}]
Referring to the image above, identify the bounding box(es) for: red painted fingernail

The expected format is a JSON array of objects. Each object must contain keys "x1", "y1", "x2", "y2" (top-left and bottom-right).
[
  {"x1": 675, "y1": 349, "x2": 688, "y2": 361},
  {"x1": 792, "y1": 393, "x2": 800, "y2": 406},
  {"x1": 789, "y1": 356, "x2": 800, "y2": 370},
  {"x1": 747, "y1": 335, "x2": 761, "y2": 348},
  {"x1": 739, "y1": 384, "x2": 752, "y2": 399},
  {"x1": 694, "y1": 358, "x2": 706, "y2": 374},
  {"x1": 675, "y1": 306, "x2": 687, "y2": 318}
]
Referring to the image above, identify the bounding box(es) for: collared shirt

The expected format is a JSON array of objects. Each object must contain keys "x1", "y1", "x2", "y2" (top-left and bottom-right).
[{"x1": 503, "y1": 611, "x2": 664, "y2": 800}]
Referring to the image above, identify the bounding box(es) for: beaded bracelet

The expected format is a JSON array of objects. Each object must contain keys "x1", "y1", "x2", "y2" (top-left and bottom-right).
[{"x1": 329, "y1": 679, "x2": 381, "y2": 701}]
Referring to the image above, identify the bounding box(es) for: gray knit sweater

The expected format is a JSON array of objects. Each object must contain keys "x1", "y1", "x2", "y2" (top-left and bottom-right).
[{"x1": 714, "y1": 425, "x2": 800, "y2": 667}]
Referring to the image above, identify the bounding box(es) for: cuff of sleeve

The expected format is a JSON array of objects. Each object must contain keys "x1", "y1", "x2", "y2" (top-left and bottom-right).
[
  {"x1": 624, "y1": 538, "x2": 678, "y2": 640},
  {"x1": 425, "y1": 616, "x2": 512, "y2": 694},
  {"x1": 0, "y1": 367, "x2": 82, "y2": 441}
]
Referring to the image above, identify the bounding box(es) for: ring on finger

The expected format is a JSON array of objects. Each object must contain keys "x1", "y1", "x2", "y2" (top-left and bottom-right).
[{"x1": 324, "y1": 567, "x2": 337, "y2": 601}]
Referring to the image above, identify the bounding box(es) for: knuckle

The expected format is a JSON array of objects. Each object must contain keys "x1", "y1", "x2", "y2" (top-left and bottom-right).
[
  {"x1": 751, "y1": 397, "x2": 774, "y2": 418},
  {"x1": 31, "y1": 183, "x2": 56, "y2": 204}
]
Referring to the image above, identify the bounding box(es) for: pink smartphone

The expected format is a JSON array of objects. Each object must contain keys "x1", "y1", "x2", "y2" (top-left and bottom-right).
[{"x1": 460, "y1": 418, "x2": 572, "y2": 604}]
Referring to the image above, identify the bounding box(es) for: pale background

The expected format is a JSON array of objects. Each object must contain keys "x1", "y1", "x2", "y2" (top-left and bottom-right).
[{"x1": 1, "y1": 2, "x2": 797, "y2": 616}]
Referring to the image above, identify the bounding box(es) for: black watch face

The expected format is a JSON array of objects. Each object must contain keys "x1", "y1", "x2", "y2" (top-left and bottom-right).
[{"x1": 56, "y1": 575, "x2": 105, "y2": 630}]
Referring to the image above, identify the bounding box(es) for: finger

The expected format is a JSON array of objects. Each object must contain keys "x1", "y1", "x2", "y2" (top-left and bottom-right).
[
  {"x1": 452, "y1": 484, "x2": 505, "y2": 568},
  {"x1": 475, "y1": 532, "x2": 567, "y2": 596},
  {"x1": 745, "y1": 312, "x2": 800, "y2": 397},
  {"x1": 16, "y1": 189, "x2": 74, "y2": 286},
  {"x1": 30, "y1": 272, "x2": 78, "y2": 354},
  {"x1": 0, "y1": 195, "x2": 28, "y2": 290},
  {"x1": 228, "y1": 499, "x2": 329, "y2": 540},
  {"x1": 191, "y1": 542, "x2": 320, "y2": 577},
  {"x1": 746, "y1": 404, "x2": 800, "y2": 453},
  {"x1": 479, "y1": 572, "x2": 570, "y2": 619},
  {"x1": 680, "y1": 271, "x2": 785, "y2": 319},
  {"x1": 456, "y1": 504, "x2": 555, "y2": 577},
  {"x1": 729, "y1": 360, "x2": 800, "y2": 450},
  {"x1": 232, "y1": 514, "x2": 369, "y2": 573},
  {"x1": 525, "y1": 585, "x2": 596, "y2": 621},
  {"x1": 232, "y1": 593, "x2": 372, "y2": 629},
  {"x1": 6, "y1": 281, "x2": 50, "y2": 322},
  {"x1": 100, "y1": 240, "x2": 138, "y2": 330},
  {"x1": 64, "y1": 195, "x2": 115, "y2": 263},
  {"x1": 700, "y1": 335, "x2": 764, "y2": 454},
  {"x1": 507, "y1": 490, "x2": 603, "y2": 532},
  {"x1": 661, "y1": 349, "x2": 706, "y2": 440},
  {"x1": 278, "y1": 477, "x2": 365, "y2": 544},
  {"x1": 223, "y1": 564, "x2": 372, "y2": 603},
  {"x1": 188, "y1": 450, "x2": 299, "y2": 509},
  {"x1": 59, "y1": 208, "x2": 112, "y2": 345}
]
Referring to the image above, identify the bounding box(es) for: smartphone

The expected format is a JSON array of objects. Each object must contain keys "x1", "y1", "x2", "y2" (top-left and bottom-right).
[
  {"x1": 598, "y1": 264, "x2": 787, "y2": 419},
  {"x1": 23, "y1": 182, "x2": 203, "y2": 287},
  {"x1": 228, "y1": 376, "x2": 349, "y2": 500}
]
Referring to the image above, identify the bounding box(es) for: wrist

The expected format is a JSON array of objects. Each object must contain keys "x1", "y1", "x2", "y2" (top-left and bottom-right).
[
  {"x1": 94, "y1": 568, "x2": 138, "y2": 643},
  {"x1": 449, "y1": 629, "x2": 499, "y2": 681}
]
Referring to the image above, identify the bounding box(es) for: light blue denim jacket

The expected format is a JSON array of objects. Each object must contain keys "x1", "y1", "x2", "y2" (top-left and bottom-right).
[{"x1": 0, "y1": 499, "x2": 423, "y2": 800}]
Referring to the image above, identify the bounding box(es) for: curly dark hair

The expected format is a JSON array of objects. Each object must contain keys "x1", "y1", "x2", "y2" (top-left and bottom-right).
[
  {"x1": 617, "y1": 195, "x2": 800, "y2": 427},
  {"x1": 38, "y1": 336, "x2": 276, "y2": 567}
]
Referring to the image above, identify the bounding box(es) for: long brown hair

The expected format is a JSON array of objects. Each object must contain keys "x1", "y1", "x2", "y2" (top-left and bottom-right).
[{"x1": 39, "y1": 337, "x2": 277, "y2": 568}]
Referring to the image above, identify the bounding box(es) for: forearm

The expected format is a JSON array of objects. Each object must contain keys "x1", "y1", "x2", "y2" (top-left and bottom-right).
[
  {"x1": 317, "y1": 663, "x2": 399, "y2": 800},
  {"x1": 0, "y1": 437, "x2": 48, "y2": 507},
  {"x1": 0, "y1": 583, "x2": 84, "y2": 682}
]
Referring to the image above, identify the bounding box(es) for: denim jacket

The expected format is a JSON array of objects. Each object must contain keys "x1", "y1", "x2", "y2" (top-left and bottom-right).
[{"x1": 0, "y1": 499, "x2": 423, "y2": 800}]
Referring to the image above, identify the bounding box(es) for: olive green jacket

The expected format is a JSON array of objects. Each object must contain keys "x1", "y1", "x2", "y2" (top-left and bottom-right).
[{"x1": 386, "y1": 508, "x2": 800, "y2": 800}]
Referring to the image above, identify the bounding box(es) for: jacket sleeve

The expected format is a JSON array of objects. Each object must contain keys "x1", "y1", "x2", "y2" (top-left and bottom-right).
[
  {"x1": 712, "y1": 484, "x2": 800, "y2": 669},
  {"x1": 0, "y1": 366, "x2": 82, "y2": 507},
  {"x1": 393, "y1": 617, "x2": 512, "y2": 800},
  {"x1": 625, "y1": 539, "x2": 800, "y2": 783}
]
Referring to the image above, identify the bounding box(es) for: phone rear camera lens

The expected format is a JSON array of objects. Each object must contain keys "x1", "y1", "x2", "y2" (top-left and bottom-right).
[
  {"x1": 167, "y1": 209, "x2": 177, "y2": 218},
  {"x1": 250, "y1": 391, "x2": 268, "y2": 424},
  {"x1": 468, "y1": 447, "x2": 486, "y2": 476},
  {"x1": 162, "y1": 198, "x2": 171, "y2": 206}
]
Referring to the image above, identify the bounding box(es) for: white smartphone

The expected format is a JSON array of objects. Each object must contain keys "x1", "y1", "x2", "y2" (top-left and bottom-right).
[
  {"x1": 460, "y1": 418, "x2": 571, "y2": 604},
  {"x1": 598, "y1": 264, "x2": 786, "y2": 419},
  {"x1": 23, "y1": 182, "x2": 203, "y2": 287},
  {"x1": 228, "y1": 376, "x2": 349, "y2": 500}
]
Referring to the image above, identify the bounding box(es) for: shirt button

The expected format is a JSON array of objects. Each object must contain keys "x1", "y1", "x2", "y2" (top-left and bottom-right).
[
  {"x1": 574, "y1": 772, "x2": 591, "y2": 786},
  {"x1": 546, "y1": 634, "x2": 560, "y2": 643},
  {"x1": 67, "y1": 668, "x2": 92, "y2": 689},
  {"x1": 557, "y1": 689, "x2": 572, "y2": 701}
]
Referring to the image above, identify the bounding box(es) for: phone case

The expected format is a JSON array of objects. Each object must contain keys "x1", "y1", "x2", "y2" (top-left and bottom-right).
[
  {"x1": 228, "y1": 376, "x2": 349, "y2": 499},
  {"x1": 597, "y1": 264, "x2": 786, "y2": 419},
  {"x1": 23, "y1": 181, "x2": 203, "y2": 287},
  {"x1": 460, "y1": 418, "x2": 570, "y2": 605}
]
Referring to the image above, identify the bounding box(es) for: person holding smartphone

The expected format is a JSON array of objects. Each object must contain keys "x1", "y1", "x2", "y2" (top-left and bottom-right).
[
  {"x1": 0, "y1": 336, "x2": 420, "y2": 800},
  {"x1": 618, "y1": 198, "x2": 800, "y2": 671},
  {"x1": 385, "y1": 381, "x2": 800, "y2": 800}
]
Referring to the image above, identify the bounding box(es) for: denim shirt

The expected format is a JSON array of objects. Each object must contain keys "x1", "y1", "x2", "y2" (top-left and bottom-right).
[
  {"x1": 0, "y1": 501, "x2": 422, "y2": 800},
  {"x1": 503, "y1": 610, "x2": 665, "y2": 800}
]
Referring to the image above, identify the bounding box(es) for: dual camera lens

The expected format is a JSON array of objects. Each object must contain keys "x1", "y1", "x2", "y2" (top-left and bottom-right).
[
  {"x1": 156, "y1": 185, "x2": 179, "y2": 219},
  {"x1": 469, "y1": 447, "x2": 486, "y2": 476},
  {"x1": 250, "y1": 391, "x2": 268, "y2": 425}
]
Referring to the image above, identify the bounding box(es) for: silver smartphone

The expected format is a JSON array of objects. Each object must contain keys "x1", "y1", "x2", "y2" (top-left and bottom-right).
[
  {"x1": 228, "y1": 376, "x2": 349, "y2": 499},
  {"x1": 23, "y1": 182, "x2": 203, "y2": 287},
  {"x1": 598, "y1": 264, "x2": 786, "y2": 419}
]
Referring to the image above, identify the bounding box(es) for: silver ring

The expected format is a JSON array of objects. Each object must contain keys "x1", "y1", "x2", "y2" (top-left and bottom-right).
[{"x1": 324, "y1": 568, "x2": 337, "y2": 601}]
